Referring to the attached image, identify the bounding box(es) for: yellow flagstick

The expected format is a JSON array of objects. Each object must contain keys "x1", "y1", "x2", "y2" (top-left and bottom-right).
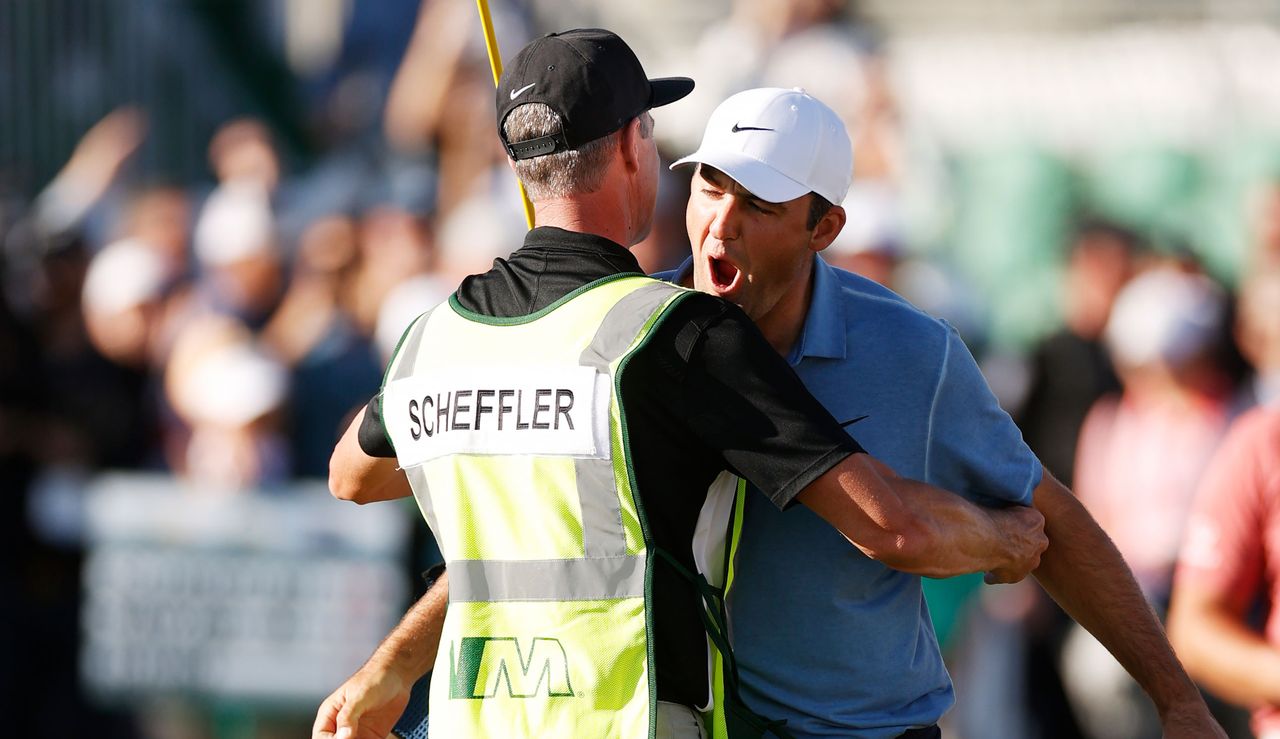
[{"x1": 475, "y1": 0, "x2": 536, "y2": 229}]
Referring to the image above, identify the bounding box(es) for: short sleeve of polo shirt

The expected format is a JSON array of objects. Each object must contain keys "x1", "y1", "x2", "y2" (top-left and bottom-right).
[
  {"x1": 923, "y1": 323, "x2": 1041, "y2": 507},
  {"x1": 638, "y1": 293, "x2": 865, "y2": 509},
  {"x1": 358, "y1": 393, "x2": 395, "y2": 458},
  {"x1": 1174, "y1": 409, "x2": 1276, "y2": 612}
]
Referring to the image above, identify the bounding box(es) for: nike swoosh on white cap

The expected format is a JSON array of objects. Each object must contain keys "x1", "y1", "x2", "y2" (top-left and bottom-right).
[{"x1": 510, "y1": 83, "x2": 536, "y2": 100}]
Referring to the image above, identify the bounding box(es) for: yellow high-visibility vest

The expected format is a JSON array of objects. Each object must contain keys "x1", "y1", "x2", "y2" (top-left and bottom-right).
[
  {"x1": 381, "y1": 274, "x2": 691, "y2": 738},
  {"x1": 694, "y1": 474, "x2": 795, "y2": 739}
]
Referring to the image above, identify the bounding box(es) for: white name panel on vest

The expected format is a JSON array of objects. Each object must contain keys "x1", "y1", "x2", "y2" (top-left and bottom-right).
[{"x1": 384, "y1": 366, "x2": 609, "y2": 467}]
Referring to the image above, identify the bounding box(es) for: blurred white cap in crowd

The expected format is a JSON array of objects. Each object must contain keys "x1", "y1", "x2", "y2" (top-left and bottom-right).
[
  {"x1": 175, "y1": 340, "x2": 287, "y2": 427},
  {"x1": 194, "y1": 182, "x2": 275, "y2": 266},
  {"x1": 375, "y1": 274, "x2": 453, "y2": 363},
  {"x1": 82, "y1": 237, "x2": 170, "y2": 314},
  {"x1": 436, "y1": 191, "x2": 524, "y2": 278},
  {"x1": 1105, "y1": 266, "x2": 1224, "y2": 370},
  {"x1": 828, "y1": 181, "x2": 904, "y2": 257}
]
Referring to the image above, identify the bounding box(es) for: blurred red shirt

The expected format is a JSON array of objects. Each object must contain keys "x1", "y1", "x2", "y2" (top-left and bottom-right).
[{"x1": 1176, "y1": 407, "x2": 1280, "y2": 737}]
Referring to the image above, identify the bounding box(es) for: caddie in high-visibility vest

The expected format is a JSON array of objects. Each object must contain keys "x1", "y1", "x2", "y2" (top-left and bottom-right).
[
  {"x1": 382, "y1": 274, "x2": 692, "y2": 737},
  {"x1": 320, "y1": 27, "x2": 1053, "y2": 739}
]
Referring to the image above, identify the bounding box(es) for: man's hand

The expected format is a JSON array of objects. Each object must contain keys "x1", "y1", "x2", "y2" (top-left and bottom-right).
[
  {"x1": 314, "y1": 573, "x2": 448, "y2": 739},
  {"x1": 1159, "y1": 700, "x2": 1228, "y2": 739},
  {"x1": 312, "y1": 663, "x2": 411, "y2": 739},
  {"x1": 984, "y1": 506, "x2": 1048, "y2": 584}
]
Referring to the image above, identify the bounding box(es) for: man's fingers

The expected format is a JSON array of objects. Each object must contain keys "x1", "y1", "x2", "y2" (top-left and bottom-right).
[
  {"x1": 335, "y1": 692, "x2": 366, "y2": 739},
  {"x1": 312, "y1": 692, "x2": 342, "y2": 739}
]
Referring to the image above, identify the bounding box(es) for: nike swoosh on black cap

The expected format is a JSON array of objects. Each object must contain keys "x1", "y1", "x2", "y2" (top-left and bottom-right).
[{"x1": 496, "y1": 29, "x2": 694, "y2": 160}]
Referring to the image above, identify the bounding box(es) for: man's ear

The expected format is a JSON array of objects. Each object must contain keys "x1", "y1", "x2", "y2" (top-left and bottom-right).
[
  {"x1": 618, "y1": 117, "x2": 643, "y2": 173},
  {"x1": 810, "y1": 203, "x2": 847, "y2": 253}
]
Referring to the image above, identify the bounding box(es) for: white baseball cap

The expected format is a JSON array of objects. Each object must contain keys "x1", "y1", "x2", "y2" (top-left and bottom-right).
[{"x1": 671, "y1": 87, "x2": 853, "y2": 205}]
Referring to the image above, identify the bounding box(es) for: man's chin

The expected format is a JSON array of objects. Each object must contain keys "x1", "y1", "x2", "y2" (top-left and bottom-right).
[{"x1": 695, "y1": 277, "x2": 746, "y2": 306}]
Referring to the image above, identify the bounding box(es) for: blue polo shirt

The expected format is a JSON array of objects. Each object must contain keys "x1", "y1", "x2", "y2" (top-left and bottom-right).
[{"x1": 658, "y1": 256, "x2": 1041, "y2": 738}]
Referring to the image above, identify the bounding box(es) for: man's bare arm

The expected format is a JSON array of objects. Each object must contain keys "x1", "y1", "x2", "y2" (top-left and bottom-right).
[
  {"x1": 313, "y1": 573, "x2": 448, "y2": 739},
  {"x1": 1168, "y1": 580, "x2": 1280, "y2": 708},
  {"x1": 796, "y1": 454, "x2": 1047, "y2": 581},
  {"x1": 329, "y1": 405, "x2": 412, "y2": 504},
  {"x1": 1031, "y1": 469, "x2": 1225, "y2": 738}
]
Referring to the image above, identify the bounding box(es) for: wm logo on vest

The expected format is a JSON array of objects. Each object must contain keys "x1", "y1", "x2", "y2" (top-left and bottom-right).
[{"x1": 449, "y1": 637, "x2": 576, "y2": 699}]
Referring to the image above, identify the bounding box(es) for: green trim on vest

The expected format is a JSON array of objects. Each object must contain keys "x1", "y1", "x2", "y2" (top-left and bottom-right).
[
  {"x1": 611, "y1": 288, "x2": 696, "y2": 739},
  {"x1": 705, "y1": 478, "x2": 796, "y2": 739}
]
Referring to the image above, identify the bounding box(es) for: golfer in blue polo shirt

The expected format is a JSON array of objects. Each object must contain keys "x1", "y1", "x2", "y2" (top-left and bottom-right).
[{"x1": 657, "y1": 87, "x2": 1218, "y2": 738}]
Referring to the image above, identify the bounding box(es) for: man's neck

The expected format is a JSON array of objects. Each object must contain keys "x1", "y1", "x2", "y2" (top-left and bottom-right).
[
  {"x1": 754, "y1": 260, "x2": 816, "y2": 358},
  {"x1": 534, "y1": 189, "x2": 638, "y2": 248}
]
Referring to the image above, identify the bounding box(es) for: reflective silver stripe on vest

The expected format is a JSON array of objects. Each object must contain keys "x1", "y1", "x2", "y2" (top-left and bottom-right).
[
  {"x1": 579, "y1": 282, "x2": 682, "y2": 374},
  {"x1": 387, "y1": 310, "x2": 443, "y2": 550},
  {"x1": 404, "y1": 464, "x2": 445, "y2": 554},
  {"x1": 386, "y1": 308, "x2": 434, "y2": 382},
  {"x1": 449, "y1": 554, "x2": 648, "y2": 602},
  {"x1": 576, "y1": 281, "x2": 684, "y2": 558}
]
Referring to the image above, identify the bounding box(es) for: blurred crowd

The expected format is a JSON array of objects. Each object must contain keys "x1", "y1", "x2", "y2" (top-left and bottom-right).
[{"x1": 4, "y1": 0, "x2": 1280, "y2": 737}]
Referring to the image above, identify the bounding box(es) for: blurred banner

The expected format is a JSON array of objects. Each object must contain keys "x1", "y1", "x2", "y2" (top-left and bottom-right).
[{"x1": 79, "y1": 473, "x2": 411, "y2": 708}]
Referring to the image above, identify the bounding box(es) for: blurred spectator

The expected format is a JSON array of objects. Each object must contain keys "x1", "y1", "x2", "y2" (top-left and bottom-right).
[
  {"x1": 1017, "y1": 220, "x2": 1141, "y2": 488},
  {"x1": 263, "y1": 213, "x2": 382, "y2": 477},
  {"x1": 1234, "y1": 267, "x2": 1280, "y2": 410},
  {"x1": 82, "y1": 237, "x2": 173, "y2": 369},
  {"x1": 26, "y1": 108, "x2": 147, "y2": 246},
  {"x1": 1063, "y1": 264, "x2": 1233, "y2": 739},
  {"x1": 824, "y1": 180, "x2": 906, "y2": 287},
  {"x1": 0, "y1": 111, "x2": 149, "y2": 737},
  {"x1": 383, "y1": 0, "x2": 527, "y2": 216},
  {"x1": 1169, "y1": 406, "x2": 1280, "y2": 739},
  {"x1": 80, "y1": 183, "x2": 191, "y2": 370},
  {"x1": 119, "y1": 185, "x2": 192, "y2": 273},
  {"x1": 1079, "y1": 263, "x2": 1231, "y2": 598},
  {"x1": 627, "y1": 165, "x2": 691, "y2": 274},
  {"x1": 347, "y1": 203, "x2": 434, "y2": 337},
  {"x1": 374, "y1": 272, "x2": 453, "y2": 364},
  {"x1": 1248, "y1": 179, "x2": 1280, "y2": 273},
  {"x1": 190, "y1": 180, "x2": 284, "y2": 328},
  {"x1": 164, "y1": 314, "x2": 290, "y2": 488},
  {"x1": 208, "y1": 117, "x2": 282, "y2": 192},
  {"x1": 956, "y1": 221, "x2": 1142, "y2": 739},
  {"x1": 663, "y1": 0, "x2": 854, "y2": 151}
]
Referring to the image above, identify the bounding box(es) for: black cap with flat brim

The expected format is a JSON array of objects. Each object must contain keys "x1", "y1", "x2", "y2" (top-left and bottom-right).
[{"x1": 497, "y1": 29, "x2": 694, "y2": 161}]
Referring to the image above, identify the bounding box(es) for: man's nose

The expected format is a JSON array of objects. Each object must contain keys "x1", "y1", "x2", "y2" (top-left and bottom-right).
[{"x1": 709, "y1": 197, "x2": 740, "y2": 241}]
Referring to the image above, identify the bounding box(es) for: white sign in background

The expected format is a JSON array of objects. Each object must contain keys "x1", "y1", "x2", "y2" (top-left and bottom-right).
[{"x1": 80, "y1": 473, "x2": 412, "y2": 706}]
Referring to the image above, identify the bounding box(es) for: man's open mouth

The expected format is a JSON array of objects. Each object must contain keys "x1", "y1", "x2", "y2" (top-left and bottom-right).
[{"x1": 708, "y1": 255, "x2": 742, "y2": 292}]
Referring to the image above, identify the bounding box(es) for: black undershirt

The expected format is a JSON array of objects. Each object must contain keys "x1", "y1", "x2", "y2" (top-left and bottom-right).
[{"x1": 362, "y1": 226, "x2": 861, "y2": 709}]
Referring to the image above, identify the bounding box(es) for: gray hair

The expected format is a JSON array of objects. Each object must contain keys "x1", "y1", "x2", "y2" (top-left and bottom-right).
[{"x1": 503, "y1": 104, "x2": 652, "y2": 200}]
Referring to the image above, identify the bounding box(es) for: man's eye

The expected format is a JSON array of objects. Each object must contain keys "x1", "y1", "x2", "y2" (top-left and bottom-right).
[
  {"x1": 748, "y1": 201, "x2": 771, "y2": 214},
  {"x1": 701, "y1": 188, "x2": 723, "y2": 198}
]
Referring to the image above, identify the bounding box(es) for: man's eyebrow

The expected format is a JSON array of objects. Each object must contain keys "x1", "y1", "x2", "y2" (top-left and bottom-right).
[
  {"x1": 698, "y1": 166, "x2": 731, "y2": 189},
  {"x1": 700, "y1": 167, "x2": 776, "y2": 209}
]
